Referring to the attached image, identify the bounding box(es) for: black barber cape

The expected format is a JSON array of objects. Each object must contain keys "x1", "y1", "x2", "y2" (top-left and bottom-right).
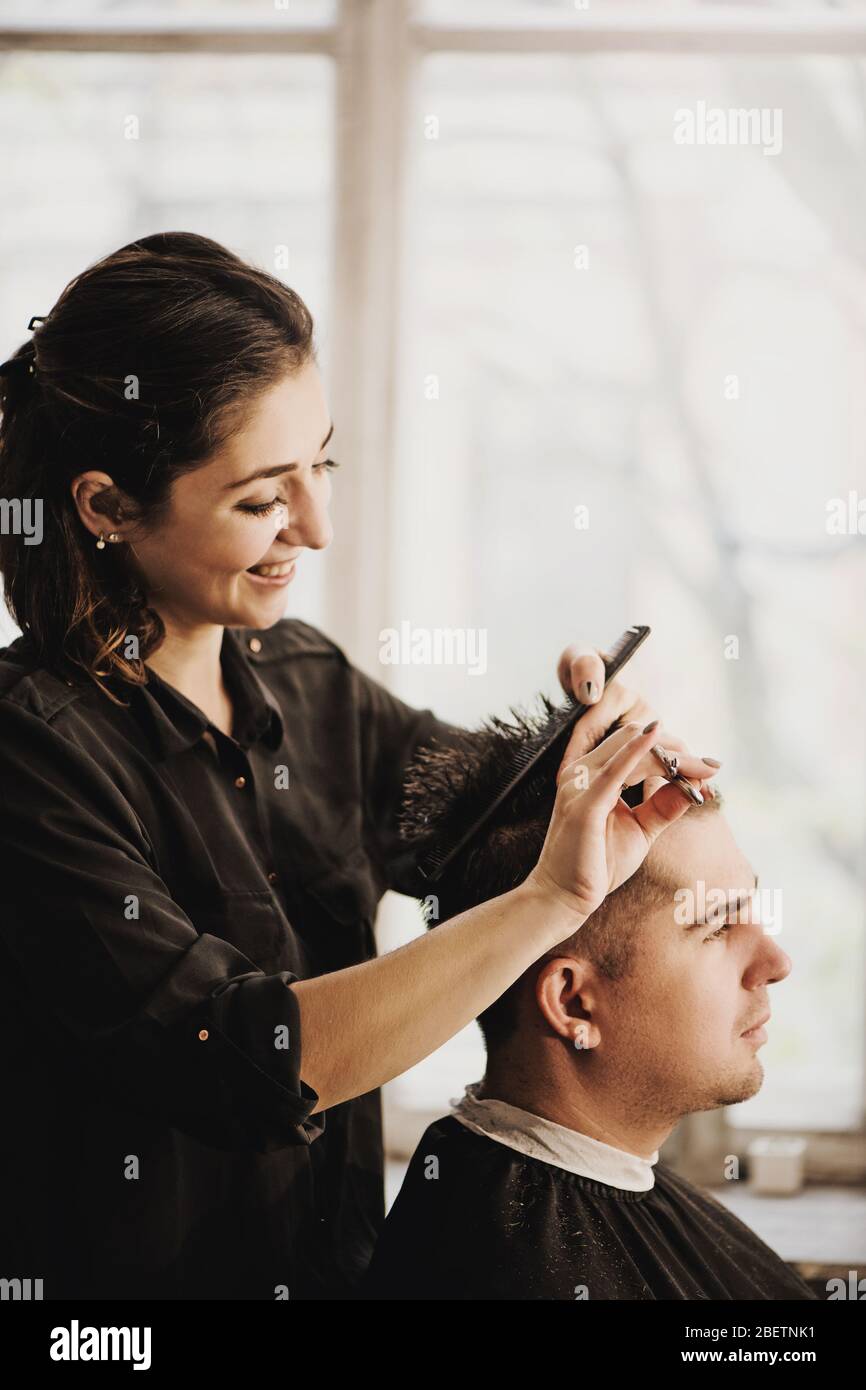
[
  {"x1": 363, "y1": 1114, "x2": 818, "y2": 1301},
  {"x1": 0, "y1": 618, "x2": 463, "y2": 1300}
]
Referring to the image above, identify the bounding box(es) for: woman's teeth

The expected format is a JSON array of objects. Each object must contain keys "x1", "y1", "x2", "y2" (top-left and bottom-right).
[{"x1": 248, "y1": 561, "x2": 294, "y2": 577}]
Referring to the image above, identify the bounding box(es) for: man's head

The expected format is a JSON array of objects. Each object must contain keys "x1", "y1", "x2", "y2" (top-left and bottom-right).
[{"x1": 400, "y1": 698, "x2": 791, "y2": 1127}]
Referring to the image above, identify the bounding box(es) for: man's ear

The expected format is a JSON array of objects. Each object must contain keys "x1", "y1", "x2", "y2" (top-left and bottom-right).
[{"x1": 534, "y1": 956, "x2": 602, "y2": 1051}]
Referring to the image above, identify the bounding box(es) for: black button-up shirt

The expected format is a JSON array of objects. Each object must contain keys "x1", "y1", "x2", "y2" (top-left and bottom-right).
[{"x1": 0, "y1": 618, "x2": 462, "y2": 1300}]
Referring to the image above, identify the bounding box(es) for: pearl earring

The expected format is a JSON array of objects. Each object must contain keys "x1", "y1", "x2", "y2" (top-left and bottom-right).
[{"x1": 96, "y1": 531, "x2": 121, "y2": 549}]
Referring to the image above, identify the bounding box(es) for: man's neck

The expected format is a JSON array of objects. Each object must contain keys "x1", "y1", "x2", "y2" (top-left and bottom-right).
[{"x1": 478, "y1": 1057, "x2": 673, "y2": 1163}]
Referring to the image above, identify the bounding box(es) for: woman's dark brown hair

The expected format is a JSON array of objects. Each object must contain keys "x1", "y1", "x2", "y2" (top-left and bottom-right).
[{"x1": 0, "y1": 230, "x2": 315, "y2": 704}]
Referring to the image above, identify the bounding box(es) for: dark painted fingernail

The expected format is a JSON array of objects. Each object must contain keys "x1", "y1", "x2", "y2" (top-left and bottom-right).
[
  {"x1": 580, "y1": 679, "x2": 599, "y2": 704},
  {"x1": 702, "y1": 756, "x2": 722, "y2": 767},
  {"x1": 643, "y1": 719, "x2": 659, "y2": 734}
]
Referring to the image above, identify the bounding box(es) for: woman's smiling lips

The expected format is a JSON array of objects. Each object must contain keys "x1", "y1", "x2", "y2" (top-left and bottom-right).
[{"x1": 244, "y1": 558, "x2": 298, "y2": 587}]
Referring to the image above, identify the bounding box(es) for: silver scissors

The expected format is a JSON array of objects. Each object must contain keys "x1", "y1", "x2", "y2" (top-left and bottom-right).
[{"x1": 649, "y1": 744, "x2": 704, "y2": 806}]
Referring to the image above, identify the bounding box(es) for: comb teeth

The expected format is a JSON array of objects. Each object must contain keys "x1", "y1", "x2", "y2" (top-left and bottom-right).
[
  {"x1": 416, "y1": 625, "x2": 650, "y2": 885},
  {"x1": 416, "y1": 713, "x2": 577, "y2": 882}
]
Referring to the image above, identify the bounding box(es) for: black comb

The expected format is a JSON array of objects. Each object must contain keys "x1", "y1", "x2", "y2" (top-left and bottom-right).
[{"x1": 416, "y1": 624, "x2": 651, "y2": 885}]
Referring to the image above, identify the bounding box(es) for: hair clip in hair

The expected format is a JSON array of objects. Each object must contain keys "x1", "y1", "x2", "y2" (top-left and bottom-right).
[{"x1": 27, "y1": 316, "x2": 47, "y2": 331}]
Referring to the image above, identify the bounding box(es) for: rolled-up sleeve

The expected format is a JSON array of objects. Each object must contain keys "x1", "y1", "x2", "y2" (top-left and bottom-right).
[
  {"x1": 349, "y1": 663, "x2": 467, "y2": 898},
  {"x1": 0, "y1": 700, "x2": 321, "y2": 1154}
]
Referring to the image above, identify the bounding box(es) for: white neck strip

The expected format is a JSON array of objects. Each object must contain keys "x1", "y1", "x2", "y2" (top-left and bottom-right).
[{"x1": 450, "y1": 1082, "x2": 658, "y2": 1192}]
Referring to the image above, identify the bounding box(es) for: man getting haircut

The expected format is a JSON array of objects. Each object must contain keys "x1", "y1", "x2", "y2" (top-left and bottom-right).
[{"x1": 363, "y1": 697, "x2": 816, "y2": 1301}]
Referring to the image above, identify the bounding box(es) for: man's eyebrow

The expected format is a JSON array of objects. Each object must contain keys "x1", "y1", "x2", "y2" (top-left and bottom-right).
[
  {"x1": 683, "y1": 869, "x2": 759, "y2": 930},
  {"x1": 221, "y1": 421, "x2": 335, "y2": 491}
]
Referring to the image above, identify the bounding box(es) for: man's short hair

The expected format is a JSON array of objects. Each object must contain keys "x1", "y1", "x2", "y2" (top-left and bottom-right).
[{"x1": 399, "y1": 695, "x2": 720, "y2": 1051}]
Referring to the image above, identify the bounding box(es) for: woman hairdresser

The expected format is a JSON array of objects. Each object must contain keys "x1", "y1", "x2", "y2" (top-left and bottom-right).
[{"x1": 0, "y1": 232, "x2": 719, "y2": 1301}]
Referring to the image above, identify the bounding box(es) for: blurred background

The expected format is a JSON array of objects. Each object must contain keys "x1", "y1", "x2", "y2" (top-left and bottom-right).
[{"x1": 0, "y1": 0, "x2": 864, "y2": 1263}]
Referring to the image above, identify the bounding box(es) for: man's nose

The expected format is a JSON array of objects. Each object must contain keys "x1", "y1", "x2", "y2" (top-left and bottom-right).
[{"x1": 743, "y1": 926, "x2": 792, "y2": 988}]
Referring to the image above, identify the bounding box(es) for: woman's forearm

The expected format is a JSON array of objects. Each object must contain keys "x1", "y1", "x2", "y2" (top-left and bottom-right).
[{"x1": 292, "y1": 880, "x2": 584, "y2": 1112}]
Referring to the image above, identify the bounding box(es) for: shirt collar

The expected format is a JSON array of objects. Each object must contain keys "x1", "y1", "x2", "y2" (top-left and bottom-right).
[
  {"x1": 132, "y1": 627, "x2": 284, "y2": 761},
  {"x1": 450, "y1": 1081, "x2": 658, "y2": 1192}
]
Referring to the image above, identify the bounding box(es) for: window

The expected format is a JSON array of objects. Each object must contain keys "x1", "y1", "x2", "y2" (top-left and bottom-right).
[{"x1": 384, "y1": 3, "x2": 866, "y2": 1153}]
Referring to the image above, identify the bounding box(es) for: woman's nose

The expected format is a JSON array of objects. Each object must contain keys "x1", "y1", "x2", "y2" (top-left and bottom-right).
[{"x1": 275, "y1": 488, "x2": 332, "y2": 551}]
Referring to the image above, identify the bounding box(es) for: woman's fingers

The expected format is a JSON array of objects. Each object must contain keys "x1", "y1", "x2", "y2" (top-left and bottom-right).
[
  {"x1": 558, "y1": 719, "x2": 639, "y2": 785},
  {"x1": 559, "y1": 678, "x2": 655, "y2": 769},
  {"x1": 561, "y1": 721, "x2": 722, "y2": 791},
  {"x1": 603, "y1": 739, "x2": 722, "y2": 788},
  {"x1": 630, "y1": 778, "x2": 698, "y2": 843},
  {"x1": 579, "y1": 723, "x2": 665, "y2": 814},
  {"x1": 642, "y1": 772, "x2": 717, "y2": 805},
  {"x1": 557, "y1": 644, "x2": 607, "y2": 708}
]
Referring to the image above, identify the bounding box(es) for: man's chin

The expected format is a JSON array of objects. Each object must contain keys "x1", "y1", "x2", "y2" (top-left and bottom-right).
[
  {"x1": 680, "y1": 1058, "x2": 765, "y2": 1114},
  {"x1": 714, "y1": 1057, "x2": 765, "y2": 1108}
]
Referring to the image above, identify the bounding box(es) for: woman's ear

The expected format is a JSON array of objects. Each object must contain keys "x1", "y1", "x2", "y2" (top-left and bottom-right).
[
  {"x1": 70, "y1": 473, "x2": 133, "y2": 541},
  {"x1": 534, "y1": 956, "x2": 602, "y2": 1050}
]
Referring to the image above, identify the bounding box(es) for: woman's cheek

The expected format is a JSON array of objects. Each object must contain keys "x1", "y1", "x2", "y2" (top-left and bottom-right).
[{"x1": 222, "y1": 503, "x2": 289, "y2": 571}]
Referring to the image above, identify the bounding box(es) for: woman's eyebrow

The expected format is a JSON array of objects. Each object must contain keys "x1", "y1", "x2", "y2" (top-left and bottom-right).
[{"x1": 222, "y1": 421, "x2": 335, "y2": 491}]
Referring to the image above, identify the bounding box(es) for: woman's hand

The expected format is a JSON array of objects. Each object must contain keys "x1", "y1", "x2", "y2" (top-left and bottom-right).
[
  {"x1": 524, "y1": 720, "x2": 720, "y2": 921},
  {"x1": 556, "y1": 641, "x2": 655, "y2": 755},
  {"x1": 555, "y1": 641, "x2": 718, "y2": 795}
]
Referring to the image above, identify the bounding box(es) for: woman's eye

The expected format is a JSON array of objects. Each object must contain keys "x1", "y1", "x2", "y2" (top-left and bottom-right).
[
  {"x1": 238, "y1": 498, "x2": 284, "y2": 518},
  {"x1": 705, "y1": 923, "x2": 732, "y2": 942},
  {"x1": 237, "y1": 460, "x2": 340, "y2": 516}
]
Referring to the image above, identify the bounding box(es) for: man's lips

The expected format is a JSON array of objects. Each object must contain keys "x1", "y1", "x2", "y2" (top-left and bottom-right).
[{"x1": 741, "y1": 1012, "x2": 771, "y2": 1036}]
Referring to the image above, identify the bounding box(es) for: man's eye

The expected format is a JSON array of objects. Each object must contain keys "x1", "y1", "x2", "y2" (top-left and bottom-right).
[{"x1": 705, "y1": 922, "x2": 732, "y2": 942}]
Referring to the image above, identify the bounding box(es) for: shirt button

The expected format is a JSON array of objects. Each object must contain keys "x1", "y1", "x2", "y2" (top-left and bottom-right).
[
  {"x1": 234, "y1": 775, "x2": 247, "y2": 789},
  {"x1": 198, "y1": 1029, "x2": 209, "y2": 1041},
  {"x1": 268, "y1": 870, "x2": 278, "y2": 883},
  {"x1": 248, "y1": 637, "x2": 262, "y2": 653}
]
